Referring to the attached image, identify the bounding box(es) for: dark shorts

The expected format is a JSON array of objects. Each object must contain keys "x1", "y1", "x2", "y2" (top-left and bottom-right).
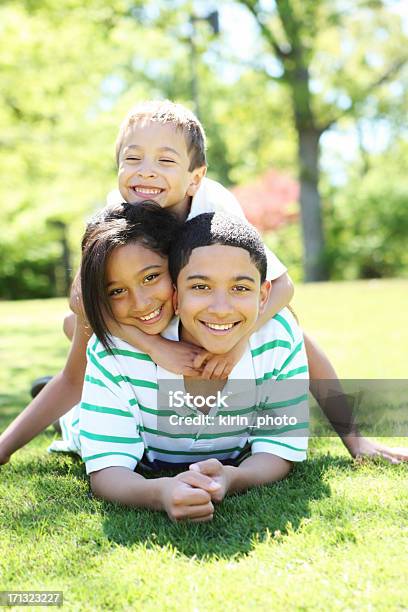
[{"x1": 136, "y1": 443, "x2": 252, "y2": 477}]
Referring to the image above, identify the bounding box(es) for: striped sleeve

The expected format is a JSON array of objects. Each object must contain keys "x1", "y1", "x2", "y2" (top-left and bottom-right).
[
  {"x1": 79, "y1": 338, "x2": 145, "y2": 474},
  {"x1": 249, "y1": 310, "x2": 309, "y2": 462}
]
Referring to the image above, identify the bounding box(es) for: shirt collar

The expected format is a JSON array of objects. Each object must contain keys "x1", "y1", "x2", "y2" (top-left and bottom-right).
[{"x1": 186, "y1": 178, "x2": 207, "y2": 221}]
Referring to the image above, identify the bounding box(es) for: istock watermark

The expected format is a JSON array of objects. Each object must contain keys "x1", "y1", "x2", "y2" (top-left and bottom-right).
[
  {"x1": 157, "y1": 378, "x2": 408, "y2": 437},
  {"x1": 168, "y1": 413, "x2": 299, "y2": 428},
  {"x1": 168, "y1": 389, "x2": 231, "y2": 410},
  {"x1": 157, "y1": 378, "x2": 310, "y2": 437}
]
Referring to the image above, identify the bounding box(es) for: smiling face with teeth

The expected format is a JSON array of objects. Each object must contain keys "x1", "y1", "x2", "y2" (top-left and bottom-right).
[
  {"x1": 175, "y1": 245, "x2": 270, "y2": 355},
  {"x1": 117, "y1": 122, "x2": 206, "y2": 221},
  {"x1": 105, "y1": 241, "x2": 174, "y2": 335}
]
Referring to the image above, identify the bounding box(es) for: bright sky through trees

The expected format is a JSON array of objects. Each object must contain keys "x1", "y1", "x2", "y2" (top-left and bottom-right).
[{"x1": 204, "y1": 0, "x2": 408, "y2": 185}]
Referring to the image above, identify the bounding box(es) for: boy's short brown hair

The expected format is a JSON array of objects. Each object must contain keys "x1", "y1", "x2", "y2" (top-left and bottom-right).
[{"x1": 115, "y1": 100, "x2": 207, "y2": 171}]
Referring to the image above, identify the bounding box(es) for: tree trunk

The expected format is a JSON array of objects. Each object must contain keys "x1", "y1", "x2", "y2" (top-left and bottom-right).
[{"x1": 297, "y1": 127, "x2": 327, "y2": 281}]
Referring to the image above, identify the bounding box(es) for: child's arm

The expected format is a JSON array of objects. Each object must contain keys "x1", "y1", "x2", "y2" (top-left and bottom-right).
[
  {"x1": 305, "y1": 332, "x2": 408, "y2": 463},
  {"x1": 90, "y1": 466, "x2": 220, "y2": 522},
  {"x1": 0, "y1": 316, "x2": 90, "y2": 464},
  {"x1": 72, "y1": 271, "x2": 207, "y2": 377},
  {"x1": 254, "y1": 271, "x2": 294, "y2": 330},
  {"x1": 69, "y1": 267, "x2": 84, "y2": 316},
  {"x1": 190, "y1": 454, "x2": 292, "y2": 502},
  {"x1": 107, "y1": 320, "x2": 206, "y2": 376},
  {"x1": 80, "y1": 340, "x2": 218, "y2": 521},
  {"x1": 194, "y1": 272, "x2": 294, "y2": 379}
]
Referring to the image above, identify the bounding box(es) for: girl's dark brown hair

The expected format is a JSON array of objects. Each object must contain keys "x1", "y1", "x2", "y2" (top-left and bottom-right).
[{"x1": 80, "y1": 200, "x2": 181, "y2": 353}]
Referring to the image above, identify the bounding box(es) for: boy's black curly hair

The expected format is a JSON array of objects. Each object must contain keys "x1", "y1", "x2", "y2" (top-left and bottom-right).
[{"x1": 168, "y1": 212, "x2": 267, "y2": 284}]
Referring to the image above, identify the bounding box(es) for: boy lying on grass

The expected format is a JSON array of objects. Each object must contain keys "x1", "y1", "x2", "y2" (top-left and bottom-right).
[{"x1": 51, "y1": 202, "x2": 309, "y2": 521}]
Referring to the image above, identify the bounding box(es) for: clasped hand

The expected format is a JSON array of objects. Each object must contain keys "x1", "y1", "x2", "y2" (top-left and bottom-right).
[{"x1": 161, "y1": 459, "x2": 231, "y2": 522}]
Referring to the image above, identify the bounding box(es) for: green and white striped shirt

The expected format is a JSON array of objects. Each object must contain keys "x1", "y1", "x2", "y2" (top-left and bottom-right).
[{"x1": 61, "y1": 309, "x2": 309, "y2": 474}]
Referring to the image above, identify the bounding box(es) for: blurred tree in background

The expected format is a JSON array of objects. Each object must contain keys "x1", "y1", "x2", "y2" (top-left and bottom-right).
[
  {"x1": 324, "y1": 137, "x2": 408, "y2": 279},
  {"x1": 235, "y1": 0, "x2": 407, "y2": 280},
  {"x1": 0, "y1": 0, "x2": 407, "y2": 298}
]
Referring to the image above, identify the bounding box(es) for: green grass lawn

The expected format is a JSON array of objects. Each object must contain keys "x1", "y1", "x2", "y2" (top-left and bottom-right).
[{"x1": 0, "y1": 280, "x2": 407, "y2": 611}]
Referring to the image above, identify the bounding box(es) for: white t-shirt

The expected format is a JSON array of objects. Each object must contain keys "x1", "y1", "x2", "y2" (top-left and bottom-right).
[{"x1": 106, "y1": 177, "x2": 287, "y2": 280}]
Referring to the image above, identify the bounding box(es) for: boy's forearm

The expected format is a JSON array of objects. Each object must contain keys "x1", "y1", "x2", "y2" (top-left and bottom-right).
[
  {"x1": 224, "y1": 453, "x2": 292, "y2": 495},
  {"x1": 90, "y1": 467, "x2": 169, "y2": 510},
  {"x1": 255, "y1": 273, "x2": 294, "y2": 331}
]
